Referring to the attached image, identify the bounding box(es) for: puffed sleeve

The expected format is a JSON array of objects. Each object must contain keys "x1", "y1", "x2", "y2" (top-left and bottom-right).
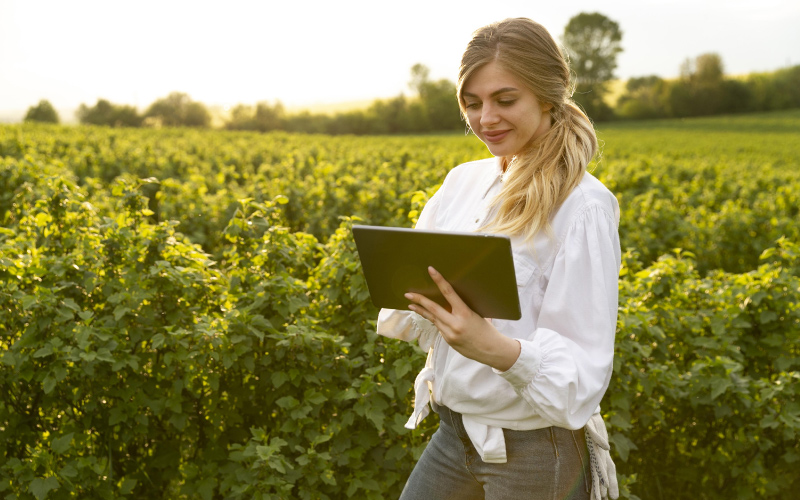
[
  {"x1": 496, "y1": 203, "x2": 621, "y2": 429},
  {"x1": 376, "y1": 190, "x2": 442, "y2": 352}
]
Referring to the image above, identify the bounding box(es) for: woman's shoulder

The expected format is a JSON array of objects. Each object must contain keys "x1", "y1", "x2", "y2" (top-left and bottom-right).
[
  {"x1": 576, "y1": 171, "x2": 618, "y2": 210},
  {"x1": 569, "y1": 171, "x2": 618, "y2": 213},
  {"x1": 552, "y1": 171, "x2": 619, "y2": 232}
]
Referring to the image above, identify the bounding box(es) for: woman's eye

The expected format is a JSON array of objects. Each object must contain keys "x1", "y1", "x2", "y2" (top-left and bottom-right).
[
  {"x1": 465, "y1": 102, "x2": 481, "y2": 109},
  {"x1": 498, "y1": 100, "x2": 516, "y2": 107}
]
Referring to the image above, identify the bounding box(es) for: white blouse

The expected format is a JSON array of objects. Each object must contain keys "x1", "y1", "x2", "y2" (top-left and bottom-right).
[{"x1": 377, "y1": 156, "x2": 621, "y2": 463}]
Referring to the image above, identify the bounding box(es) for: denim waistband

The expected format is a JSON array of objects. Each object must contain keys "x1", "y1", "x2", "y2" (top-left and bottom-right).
[{"x1": 433, "y1": 404, "x2": 473, "y2": 446}]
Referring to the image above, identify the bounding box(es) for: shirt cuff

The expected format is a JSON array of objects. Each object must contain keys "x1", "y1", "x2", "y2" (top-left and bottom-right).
[
  {"x1": 493, "y1": 334, "x2": 543, "y2": 389},
  {"x1": 411, "y1": 313, "x2": 438, "y2": 351}
]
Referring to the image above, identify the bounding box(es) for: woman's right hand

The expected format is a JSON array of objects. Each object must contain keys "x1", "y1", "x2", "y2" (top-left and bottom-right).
[{"x1": 405, "y1": 266, "x2": 521, "y2": 372}]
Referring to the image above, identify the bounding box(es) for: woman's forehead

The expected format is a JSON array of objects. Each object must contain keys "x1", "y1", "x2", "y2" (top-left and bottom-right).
[{"x1": 462, "y1": 62, "x2": 524, "y2": 96}]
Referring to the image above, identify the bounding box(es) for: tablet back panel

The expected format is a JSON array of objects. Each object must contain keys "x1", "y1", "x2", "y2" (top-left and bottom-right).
[{"x1": 352, "y1": 225, "x2": 521, "y2": 320}]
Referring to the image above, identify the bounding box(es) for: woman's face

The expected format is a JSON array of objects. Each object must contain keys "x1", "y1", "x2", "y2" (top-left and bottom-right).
[{"x1": 462, "y1": 61, "x2": 552, "y2": 158}]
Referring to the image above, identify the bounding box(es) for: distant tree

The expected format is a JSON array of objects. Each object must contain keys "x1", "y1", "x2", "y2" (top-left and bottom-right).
[
  {"x1": 562, "y1": 12, "x2": 623, "y2": 121},
  {"x1": 24, "y1": 100, "x2": 60, "y2": 123},
  {"x1": 670, "y1": 53, "x2": 733, "y2": 116},
  {"x1": 408, "y1": 63, "x2": 462, "y2": 131},
  {"x1": 77, "y1": 99, "x2": 142, "y2": 127},
  {"x1": 695, "y1": 53, "x2": 724, "y2": 85},
  {"x1": 616, "y1": 75, "x2": 668, "y2": 119},
  {"x1": 369, "y1": 95, "x2": 416, "y2": 134},
  {"x1": 681, "y1": 53, "x2": 724, "y2": 86},
  {"x1": 744, "y1": 64, "x2": 800, "y2": 111},
  {"x1": 183, "y1": 101, "x2": 211, "y2": 128},
  {"x1": 420, "y1": 79, "x2": 461, "y2": 131},
  {"x1": 408, "y1": 63, "x2": 431, "y2": 96},
  {"x1": 328, "y1": 109, "x2": 382, "y2": 135},
  {"x1": 145, "y1": 92, "x2": 210, "y2": 128},
  {"x1": 225, "y1": 101, "x2": 285, "y2": 132},
  {"x1": 253, "y1": 102, "x2": 285, "y2": 131},
  {"x1": 284, "y1": 111, "x2": 330, "y2": 134},
  {"x1": 226, "y1": 104, "x2": 255, "y2": 131}
]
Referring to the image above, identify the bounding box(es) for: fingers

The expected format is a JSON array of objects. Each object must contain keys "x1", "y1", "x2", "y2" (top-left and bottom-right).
[
  {"x1": 404, "y1": 267, "x2": 462, "y2": 320},
  {"x1": 427, "y1": 267, "x2": 465, "y2": 310},
  {"x1": 405, "y1": 291, "x2": 447, "y2": 322}
]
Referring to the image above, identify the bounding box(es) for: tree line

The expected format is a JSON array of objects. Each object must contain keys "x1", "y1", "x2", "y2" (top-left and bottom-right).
[{"x1": 23, "y1": 12, "x2": 800, "y2": 132}]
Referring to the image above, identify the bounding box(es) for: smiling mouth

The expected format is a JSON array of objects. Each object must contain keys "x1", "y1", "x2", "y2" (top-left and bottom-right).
[{"x1": 483, "y1": 130, "x2": 510, "y2": 143}]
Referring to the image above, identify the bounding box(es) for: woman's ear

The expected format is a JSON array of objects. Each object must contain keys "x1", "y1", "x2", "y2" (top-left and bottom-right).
[{"x1": 541, "y1": 102, "x2": 553, "y2": 113}]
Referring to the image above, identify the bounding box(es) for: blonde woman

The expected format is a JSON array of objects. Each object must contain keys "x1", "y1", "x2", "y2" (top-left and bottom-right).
[{"x1": 377, "y1": 18, "x2": 621, "y2": 500}]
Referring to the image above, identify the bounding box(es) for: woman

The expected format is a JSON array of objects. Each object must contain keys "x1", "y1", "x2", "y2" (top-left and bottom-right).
[{"x1": 377, "y1": 18, "x2": 621, "y2": 500}]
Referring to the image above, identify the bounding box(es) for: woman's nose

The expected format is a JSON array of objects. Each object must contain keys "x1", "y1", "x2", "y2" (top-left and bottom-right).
[{"x1": 480, "y1": 104, "x2": 500, "y2": 127}]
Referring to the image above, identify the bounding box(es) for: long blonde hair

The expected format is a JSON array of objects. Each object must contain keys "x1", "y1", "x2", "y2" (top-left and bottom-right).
[{"x1": 457, "y1": 18, "x2": 598, "y2": 241}]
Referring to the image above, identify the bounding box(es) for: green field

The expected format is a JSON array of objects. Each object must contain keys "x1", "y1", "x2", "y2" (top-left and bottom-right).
[{"x1": 1, "y1": 110, "x2": 799, "y2": 499}]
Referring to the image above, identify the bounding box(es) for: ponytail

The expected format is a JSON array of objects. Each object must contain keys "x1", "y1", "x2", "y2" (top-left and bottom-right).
[{"x1": 480, "y1": 101, "x2": 597, "y2": 241}]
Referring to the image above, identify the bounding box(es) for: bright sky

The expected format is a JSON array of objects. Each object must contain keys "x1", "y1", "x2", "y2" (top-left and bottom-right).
[{"x1": 1, "y1": 0, "x2": 799, "y2": 121}]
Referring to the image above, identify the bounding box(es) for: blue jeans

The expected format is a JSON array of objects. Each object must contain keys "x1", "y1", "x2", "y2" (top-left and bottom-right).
[{"x1": 399, "y1": 405, "x2": 591, "y2": 500}]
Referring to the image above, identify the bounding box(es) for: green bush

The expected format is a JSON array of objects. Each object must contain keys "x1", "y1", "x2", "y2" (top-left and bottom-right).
[
  {"x1": 76, "y1": 99, "x2": 143, "y2": 128},
  {"x1": 1, "y1": 115, "x2": 799, "y2": 498},
  {"x1": 24, "y1": 101, "x2": 60, "y2": 124},
  {"x1": 0, "y1": 166, "x2": 436, "y2": 498},
  {"x1": 608, "y1": 243, "x2": 800, "y2": 499}
]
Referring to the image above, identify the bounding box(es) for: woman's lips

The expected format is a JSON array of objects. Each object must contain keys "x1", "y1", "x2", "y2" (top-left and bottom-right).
[{"x1": 483, "y1": 130, "x2": 510, "y2": 143}]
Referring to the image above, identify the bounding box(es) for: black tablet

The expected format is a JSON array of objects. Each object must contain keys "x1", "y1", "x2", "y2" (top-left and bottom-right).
[{"x1": 352, "y1": 225, "x2": 521, "y2": 320}]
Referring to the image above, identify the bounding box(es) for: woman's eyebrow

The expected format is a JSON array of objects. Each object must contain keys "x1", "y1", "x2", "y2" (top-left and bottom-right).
[{"x1": 462, "y1": 87, "x2": 519, "y2": 98}]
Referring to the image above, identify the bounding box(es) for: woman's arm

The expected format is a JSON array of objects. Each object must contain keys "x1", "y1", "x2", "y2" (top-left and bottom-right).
[{"x1": 496, "y1": 203, "x2": 621, "y2": 429}]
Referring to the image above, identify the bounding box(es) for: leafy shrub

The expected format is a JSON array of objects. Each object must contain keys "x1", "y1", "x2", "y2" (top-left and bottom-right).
[
  {"x1": 76, "y1": 99, "x2": 143, "y2": 128},
  {"x1": 24, "y1": 101, "x2": 60, "y2": 124},
  {"x1": 0, "y1": 167, "x2": 435, "y2": 498},
  {"x1": 1, "y1": 114, "x2": 799, "y2": 498},
  {"x1": 608, "y1": 242, "x2": 800, "y2": 499}
]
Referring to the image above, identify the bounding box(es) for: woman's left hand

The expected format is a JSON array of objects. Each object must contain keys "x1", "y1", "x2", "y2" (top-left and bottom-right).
[{"x1": 405, "y1": 266, "x2": 521, "y2": 372}]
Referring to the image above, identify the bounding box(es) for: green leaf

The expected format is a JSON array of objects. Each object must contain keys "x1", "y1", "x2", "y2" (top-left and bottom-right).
[
  {"x1": 169, "y1": 413, "x2": 188, "y2": 431},
  {"x1": 609, "y1": 413, "x2": 633, "y2": 431},
  {"x1": 304, "y1": 390, "x2": 327, "y2": 406},
  {"x1": 21, "y1": 295, "x2": 38, "y2": 310},
  {"x1": 151, "y1": 333, "x2": 165, "y2": 349},
  {"x1": 609, "y1": 432, "x2": 638, "y2": 462},
  {"x1": 59, "y1": 464, "x2": 78, "y2": 478},
  {"x1": 120, "y1": 478, "x2": 137, "y2": 495},
  {"x1": 711, "y1": 378, "x2": 732, "y2": 400},
  {"x1": 114, "y1": 305, "x2": 131, "y2": 321},
  {"x1": 109, "y1": 408, "x2": 127, "y2": 426},
  {"x1": 271, "y1": 371, "x2": 289, "y2": 389},
  {"x1": 62, "y1": 298, "x2": 80, "y2": 311},
  {"x1": 34, "y1": 212, "x2": 53, "y2": 227},
  {"x1": 276, "y1": 396, "x2": 299, "y2": 409},
  {"x1": 33, "y1": 346, "x2": 53, "y2": 358},
  {"x1": 28, "y1": 477, "x2": 60, "y2": 500},
  {"x1": 51, "y1": 433, "x2": 74, "y2": 454},
  {"x1": 759, "y1": 310, "x2": 778, "y2": 324},
  {"x1": 43, "y1": 375, "x2": 57, "y2": 394}
]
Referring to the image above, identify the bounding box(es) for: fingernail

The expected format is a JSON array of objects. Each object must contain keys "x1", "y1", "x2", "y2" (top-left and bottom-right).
[
  {"x1": 404, "y1": 293, "x2": 413, "y2": 299},
  {"x1": 428, "y1": 266, "x2": 437, "y2": 275}
]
